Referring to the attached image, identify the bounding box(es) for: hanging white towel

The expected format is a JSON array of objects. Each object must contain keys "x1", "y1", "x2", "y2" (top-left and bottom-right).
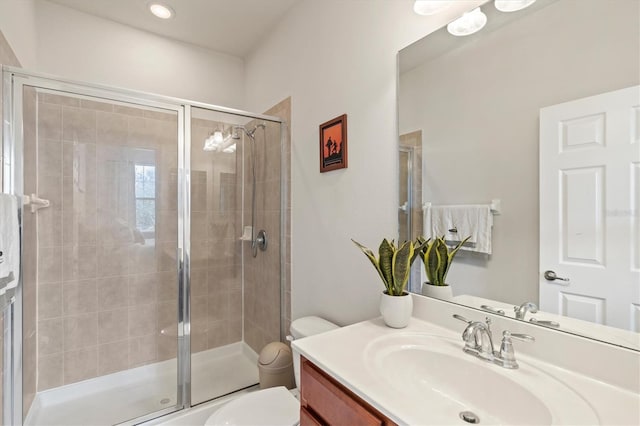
[
  {"x1": 0, "y1": 193, "x2": 20, "y2": 297},
  {"x1": 426, "y1": 205, "x2": 493, "y2": 254}
]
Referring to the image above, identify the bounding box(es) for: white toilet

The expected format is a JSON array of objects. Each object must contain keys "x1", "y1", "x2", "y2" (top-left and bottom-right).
[{"x1": 204, "y1": 316, "x2": 339, "y2": 426}]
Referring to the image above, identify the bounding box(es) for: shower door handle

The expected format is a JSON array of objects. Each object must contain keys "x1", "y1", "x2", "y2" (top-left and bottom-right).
[
  {"x1": 0, "y1": 272, "x2": 16, "y2": 312},
  {"x1": 0, "y1": 288, "x2": 15, "y2": 311},
  {"x1": 0, "y1": 271, "x2": 15, "y2": 290}
]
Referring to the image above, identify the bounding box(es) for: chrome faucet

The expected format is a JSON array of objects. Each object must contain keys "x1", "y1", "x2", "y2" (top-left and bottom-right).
[
  {"x1": 453, "y1": 314, "x2": 535, "y2": 369},
  {"x1": 457, "y1": 315, "x2": 495, "y2": 362},
  {"x1": 514, "y1": 302, "x2": 538, "y2": 320}
]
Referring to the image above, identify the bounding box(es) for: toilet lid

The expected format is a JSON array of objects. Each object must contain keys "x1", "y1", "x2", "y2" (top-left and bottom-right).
[{"x1": 205, "y1": 386, "x2": 299, "y2": 426}]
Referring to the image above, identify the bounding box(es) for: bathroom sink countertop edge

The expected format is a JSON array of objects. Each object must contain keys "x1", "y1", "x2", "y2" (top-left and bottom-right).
[{"x1": 292, "y1": 316, "x2": 640, "y2": 425}]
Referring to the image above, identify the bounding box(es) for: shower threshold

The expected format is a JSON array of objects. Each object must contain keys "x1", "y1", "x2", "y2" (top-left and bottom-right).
[{"x1": 25, "y1": 342, "x2": 259, "y2": 426}]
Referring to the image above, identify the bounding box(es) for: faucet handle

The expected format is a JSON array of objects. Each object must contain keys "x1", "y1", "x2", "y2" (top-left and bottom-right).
[
  {"x1": 498, "y1": 331, "x2": 535, "y2": 369},
  {"x1": 453, "y1": 314, "x2": 472, "y2": 324},
  {"x1": 509, "y1": 332, "x2": 535, "y2": 343}
]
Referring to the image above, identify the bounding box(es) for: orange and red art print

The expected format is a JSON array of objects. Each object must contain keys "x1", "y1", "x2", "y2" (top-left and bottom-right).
[{"x1": 319, "y1": 114, "x2": 348, "y2": 173}]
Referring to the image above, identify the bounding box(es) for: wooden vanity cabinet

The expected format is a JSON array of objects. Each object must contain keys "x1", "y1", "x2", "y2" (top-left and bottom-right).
[{"x1": 300, "y1": 356, "x2": 397, "y2": 426}]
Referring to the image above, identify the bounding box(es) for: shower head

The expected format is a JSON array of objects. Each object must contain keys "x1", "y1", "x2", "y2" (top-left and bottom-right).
[
  {"x1": 231, "y1": 126, "x2": 243, "y2": 140},
  {"x1": 232, "y1": 123, "x2": 266, "y2": 140}
]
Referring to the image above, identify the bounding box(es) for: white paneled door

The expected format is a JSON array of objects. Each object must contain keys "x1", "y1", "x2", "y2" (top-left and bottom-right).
[{"x1": 539, "y1": 86, "x2": 640, "y2": 330}]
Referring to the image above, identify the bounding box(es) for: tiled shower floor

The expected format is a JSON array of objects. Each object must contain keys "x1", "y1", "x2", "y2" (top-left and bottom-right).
[{"x1": 25, "y1": 342, "x2": 258, "y2": 426}]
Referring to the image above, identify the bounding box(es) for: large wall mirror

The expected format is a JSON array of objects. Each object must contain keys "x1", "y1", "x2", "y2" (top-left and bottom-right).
[{"x1": 398, "y1": 0, "x2": 640, "y2": 350}]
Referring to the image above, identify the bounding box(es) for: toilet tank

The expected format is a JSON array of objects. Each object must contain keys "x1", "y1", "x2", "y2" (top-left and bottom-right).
[
  {"x1": 289, "y1": 316, "x2": 339, "y2": 388},
  {"x1": 290, "y1": 316, "x2": 339, "y2": 340}
]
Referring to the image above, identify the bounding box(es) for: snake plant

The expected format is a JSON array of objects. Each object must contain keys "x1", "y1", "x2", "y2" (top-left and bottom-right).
[
  {"x1": 351, "y1": 238, "x2": 424, "y2": 296},
  {"x1": 416, "y1": 236, "x2": 470, "y2": 287}
]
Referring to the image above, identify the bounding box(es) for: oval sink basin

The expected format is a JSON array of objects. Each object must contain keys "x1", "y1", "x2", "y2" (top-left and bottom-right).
[{"x1": 364, "y1": 333, "x2": 599, "y2": 425}]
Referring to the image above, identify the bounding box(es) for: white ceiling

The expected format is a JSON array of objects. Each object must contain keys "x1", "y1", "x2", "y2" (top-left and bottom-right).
[{"x1": 48, "y1": 0, "x2": 299, "y2": 58}]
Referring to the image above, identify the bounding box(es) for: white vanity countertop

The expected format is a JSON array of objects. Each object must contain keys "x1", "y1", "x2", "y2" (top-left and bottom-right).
[{"x1": 293, "y1": 316, "x2": 640, "y2": 425}]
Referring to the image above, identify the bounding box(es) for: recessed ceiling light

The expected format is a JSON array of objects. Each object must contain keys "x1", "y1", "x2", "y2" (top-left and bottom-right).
[
  {"x1": 447, "y1": 7, "x2": 487, "y2": 36},
  {"x1": 494, "y1": 0, "x2": 537, "y2": 13},
  {"x1": 149, "y1": 3, "x2": 174, "y2": 20}
]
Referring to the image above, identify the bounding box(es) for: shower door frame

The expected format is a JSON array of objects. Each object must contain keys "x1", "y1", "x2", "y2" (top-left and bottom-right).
[
  {"x1": 2, "y1": 66, "x2": 287, "y2": 426},
  {"x1": 398, "y1": 146, "x2": 413, "y2": 243}
]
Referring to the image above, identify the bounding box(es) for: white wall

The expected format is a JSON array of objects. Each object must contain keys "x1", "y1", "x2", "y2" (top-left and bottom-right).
[
  {"x1": 0, "y1": 0, "x2": 245, "y2": 108},
  {"x1": 244, "y1": 0, "x2": 485, "y2": 325},
  {"x1": 399, "y1": 0, "x2": 640, "y2": 305},
  {"x1": 0, "y1": 0, "x2": 38, "y2": 68}
]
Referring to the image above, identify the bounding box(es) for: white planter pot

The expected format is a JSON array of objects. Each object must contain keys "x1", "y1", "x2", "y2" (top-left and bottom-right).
[
  {"x1": 421, "y1": 283, "x2": 453, "y2": 300},
  {"x1": 379, "y1": 291, "x2": 413, "y2": 328}
]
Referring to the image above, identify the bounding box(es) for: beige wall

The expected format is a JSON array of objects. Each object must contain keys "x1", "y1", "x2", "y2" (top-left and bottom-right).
[
  {"x1": 244, "y1": 98, "x2": 291, "y2": 352},
  {"x1": 264, "y1": 98, "x2": 292, "y2": 338},
  {"x1": 399, "y1": 0, "x2": 640, "y2": 304}
]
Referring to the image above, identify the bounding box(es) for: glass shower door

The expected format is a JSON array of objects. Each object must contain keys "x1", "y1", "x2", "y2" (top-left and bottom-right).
[
  {"x1": 189, "y1": 107, "x2": 255, "y2": 405},
  {"x1": 189, "y1": 107, "x2": 283, "y2": 405},
  {"x1": 11, "y1": 78, "x2": 182, "y2": 425}
]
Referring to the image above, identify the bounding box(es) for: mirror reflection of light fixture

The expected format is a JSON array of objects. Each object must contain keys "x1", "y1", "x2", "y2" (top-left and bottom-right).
[
  {"x1": 447, "y1": 7, "x2": 487, "y2": 36},
  {"x1": 222, "y1": 143, "x2": 236, "y2": 154},
  {"x1": 203, "y1": 134, "x2": 215, "y2": 151},
  {"x1": 494, "y1": 0, "x2": 536, "y2": 12},
  {"x1": 203, "y1": 125, "x2": 226, "y2": 151},
  {"x1": 212, "y1": 130, "x2": 224, "y2": 144},
  {"x1": 204, "y1": 125, "x2": 236, "y2": 153},
  {"x1": 203, "y1": 132, "x2": 217, "y2": 151},
  {"x1": 413, "y1": 0, "x2": 452, "y2": 16}
]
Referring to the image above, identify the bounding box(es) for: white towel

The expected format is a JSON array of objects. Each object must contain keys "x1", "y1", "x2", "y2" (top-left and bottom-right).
[
  {"x1": 0, "y1": 194, "x2": 20, "y2": 297},
  {"x1": 426, "y1": 205, "x2": 493, "y2": 254}
]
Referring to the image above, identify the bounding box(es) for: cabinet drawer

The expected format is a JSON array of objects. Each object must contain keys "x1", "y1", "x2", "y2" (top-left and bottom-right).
[
  {"x1": 300, "y1": 406, "x2": 323, "y2": 426},
  {"x1": 301, "y1": 357, "x2": 391, "y2": 426}
]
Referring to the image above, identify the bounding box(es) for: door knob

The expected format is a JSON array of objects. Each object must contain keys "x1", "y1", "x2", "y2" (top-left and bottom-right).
[{"x1": 543, "y1": 270, "x2": 569, "y2": 282}]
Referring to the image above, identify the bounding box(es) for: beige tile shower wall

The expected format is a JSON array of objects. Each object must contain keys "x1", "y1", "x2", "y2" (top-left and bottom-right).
[
  {"x1": 0, "y1": 29, "x2": 23, "y2": 420},
  {"x1": 189, "y1": 118, "x2": 242, "y2": 353},
  {"x1": 35, "y1": 93, "x2": 179, "y2": 390},
  {"x1": 244, "y1": 98, "x2": 291, "y2": 353}
]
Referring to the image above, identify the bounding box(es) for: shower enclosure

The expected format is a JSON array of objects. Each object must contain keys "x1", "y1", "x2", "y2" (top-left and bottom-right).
[
  {"x1": 1, "y1": 67, "x2": 286, "y2": 425},
  {"x1": 398, "y1": 131, "x2": 422, "y2": 293}
]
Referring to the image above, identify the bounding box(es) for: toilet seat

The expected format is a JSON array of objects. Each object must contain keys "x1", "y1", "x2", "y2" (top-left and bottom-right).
[{"x1": 204, "y1": 386, "x2": 299, "y2": 426}]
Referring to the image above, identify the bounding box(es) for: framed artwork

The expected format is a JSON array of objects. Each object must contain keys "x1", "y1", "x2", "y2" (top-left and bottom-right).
[{"x1": 319, "y1": 114, "x2": 348, "y2": 173}]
